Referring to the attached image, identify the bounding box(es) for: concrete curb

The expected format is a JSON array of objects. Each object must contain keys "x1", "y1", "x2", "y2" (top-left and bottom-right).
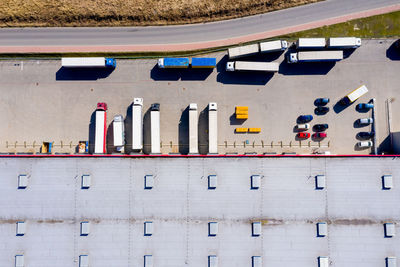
[{"x1": 0, "y1": 4, "x2": 399, "y2": 53}]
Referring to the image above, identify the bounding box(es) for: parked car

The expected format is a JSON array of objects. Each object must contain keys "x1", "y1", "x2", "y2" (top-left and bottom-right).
[
  {"x1": 357, "y1": 141, "x2": 373, "y2": 148},
  {"x1": 356, "y1": 103, "x2": 374, "y2": 111},
  {"x1": 314, "y1": 98, "x2": 330, "y2": 106},
  {"x1": 297, "y1": 115, "x2": 313, "y2": 123},
  {"x1": 313, "y1": 132, "x2": 327, "y2": 138},
  {"x1": 357, "y1": 132, "x2": 374, "y2": 139},
  {"x1": 314, "y1": 124, "x2": 329, "y2": 132},
  {"x1": 297, "y1": 123, "x2": 310, "y2": 130},
  {"x1": 358, "y1": 118, "x2": 373, "y2": 125},
  {"x1": 315, "y1": 106, "x2": 330, "y2": 114},
  {"x1": 297, "y1": 132, "x2": 310, "y2": 139}
]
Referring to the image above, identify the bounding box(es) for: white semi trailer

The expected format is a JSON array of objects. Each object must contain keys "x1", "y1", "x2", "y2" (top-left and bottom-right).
[
  {"x1": 226, "y1": 61, "x2": 279, "y2": 72},
  {"x1": 288, "y1": 51, "x2": 343, "y2": 63},
  {"x1": 208, "y1": 103, "x2": 218, "y2": 155},
  {"x1": 259, "y1": 40, "x2": 288, "y2": 53},
  {"x1": 228, "y1": 44, "x2": 259, "y2": 59},
  {"x1": 327, "y1": 37, "x2": 361, "y2": 48},
  {"x1": 150, "y1": 103, "x2": 161, "y2": 154},
  {"x1": 296, "y1": 38, "x2": 326, "y2": 49},
  {"x1": 189, "y1": 103, "x2": 199, "y2": 154},
  {"x1": 94, "y1": 102, "x2": 107, "y2": 154},
  {"x1": 113, "y1": 114, "x2": 125, "y2": 152},
  {"x1": 61, "y1": 57, "x2": 116, "y2": 68},
  {"x1": 132, "y1": 98, "x2": 143, "y2": 151}
]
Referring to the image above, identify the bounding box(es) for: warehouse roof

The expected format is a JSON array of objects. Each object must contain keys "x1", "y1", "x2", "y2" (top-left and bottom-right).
[{"x1": 0, "y1": 157, "x2": 399, "y2": 266}]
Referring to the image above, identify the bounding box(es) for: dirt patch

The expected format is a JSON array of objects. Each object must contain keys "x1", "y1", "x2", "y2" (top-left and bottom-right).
[
  {"x1": 0, "y1": 0, "x2": 320, "y2": 27},
  {"x1": 330, "y1": 219, "x2": 376, "y2": 225},
  {"x1": 37, "y1": 219, "x2": 64, "y2": 224}
]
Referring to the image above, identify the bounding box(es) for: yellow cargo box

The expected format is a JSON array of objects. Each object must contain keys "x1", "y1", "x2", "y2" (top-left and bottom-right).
[
  {"x1": 248, "y1": 128, "x2": 261, "y2": 133},
  {"x1": 235, "y1": 128, "x2": 248, "y2": 133},
  {"x1": 236, "y1": 106, "x2": 249, "y2": 112},
  {"x1": 236, "y1": 114, "x2": 248, "y2": 119}
]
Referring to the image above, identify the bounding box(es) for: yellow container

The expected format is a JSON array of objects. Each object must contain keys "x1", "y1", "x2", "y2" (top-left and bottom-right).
[
  {"x1": 235, "y1": 128, "x2": 248, "y2": 133},
  {"x1": 248, "y1": 128, "x2": 261, "y2": 133},
  {"x1": 236, "y1": 114, "x2": 248, "y2": 119},
  {"x1": 236, "y1": 106, "x2": 249, "y2": 112}
]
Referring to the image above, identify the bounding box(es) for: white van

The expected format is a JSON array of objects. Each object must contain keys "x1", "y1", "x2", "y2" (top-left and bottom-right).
[
  {"x1": 340, "y1": 85, "x2": 368, "y2": 105},
  {"x1": 357, "y1": 141, "x2": 373, "y2": 148},
  {"x1": 297, "y1": 123, "x2": 310, "y2": 130},
  {"x1": 358, "y1": 118, "x2": 373, "y2": 125}
]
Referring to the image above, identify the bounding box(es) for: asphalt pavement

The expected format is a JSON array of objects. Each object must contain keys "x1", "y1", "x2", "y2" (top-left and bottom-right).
[{"x1": 0, "y1": 39, "x2": 399, "y2": 155}]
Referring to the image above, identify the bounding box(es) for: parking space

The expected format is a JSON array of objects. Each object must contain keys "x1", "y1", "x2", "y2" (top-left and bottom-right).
[{"x1": 0, "y1": 39, "x2": 399, "y2": 154}]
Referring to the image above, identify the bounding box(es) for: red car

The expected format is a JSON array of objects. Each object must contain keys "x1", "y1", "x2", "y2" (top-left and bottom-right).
[
  {"x1": 313, "y1": 132, "x2": 327, "y2": 138},
  {"x1": 297, "y1": 132, "x2": 310, "y2": 139}
]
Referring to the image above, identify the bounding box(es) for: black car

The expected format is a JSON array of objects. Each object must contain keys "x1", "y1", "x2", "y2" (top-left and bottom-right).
[
  {"x1": 314, "y1": 98, "x2": 330, "y2": 106},
  {"x1": 313, "y1": 124, "x2": 329, "y2": 132},
  {"x1": 297, "y1": 115, "x2": 313, "y2": 123},
  {"x1": 315, "y1": 106, "x2": 330, "y2": 114},
  {"x1": 357, "y1": 132, "x2": 374, "y2": 139}
]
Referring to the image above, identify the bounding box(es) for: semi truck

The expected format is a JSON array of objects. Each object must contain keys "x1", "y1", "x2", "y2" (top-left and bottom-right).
[
  {"x1": 287, "y1": 51, "x2": 343, "y2": 63},
  {"x1": 61, "y1": 57, "x2": 116, "y2": 68},
  {"x1": 259, "y1": 40, "x2": 288, "y2": 53},
  {"x1": 226, "y1": 61, "x2": 279, "y2": 72},
  {"x1": 191, "y1": 58, "x2": 217, "y2": 68},
  {"x1": 150, "y1": 103, "x2": 161, "y2": 154},
  {"x1": 208, "y1": 103, "x2": 218, "y2": 154},
  {"x1": 327, "y1": 37, "x2": 362, "y2": 48},
  {"x1": 113, "y1": 114, "x2": 125, "y2": 152},
  {"x1": 228, "y1": 44, "x2": 259, "y2": 59},
  {"x1": 94, "y1": 102, "x2": 107, "y2": 154},
  {"x1": 132, "y1": 98, "x2": 143, "y2": 151},
  {"x1": 189, "y1": 103, "x2": 199, "y2": 154},
  {"x1": 157, "y1": 58, "x2": 189, "y2": 68},
  {"x1": 296, "y1": 38, "x2": 326, "y2": 49}
]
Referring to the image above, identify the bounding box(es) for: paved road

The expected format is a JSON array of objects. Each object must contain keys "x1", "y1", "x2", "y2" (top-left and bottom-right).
[{"x1": 0, "y1": 0, "x2": 399, "y2": 52}]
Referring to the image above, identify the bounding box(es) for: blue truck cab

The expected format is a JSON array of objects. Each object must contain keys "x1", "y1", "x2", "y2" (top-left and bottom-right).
[
  {"x1": 105, "y1": 58, "x2": 117, "y2": 68},
  {"x1": 158, "y1": 58, "x2": 189, "y2": 68}
]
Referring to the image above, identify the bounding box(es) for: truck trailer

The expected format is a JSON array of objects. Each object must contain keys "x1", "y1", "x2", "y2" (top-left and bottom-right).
[
  {"x1": 191, "y1": 58, "x2": 217, "y2": 68},
  {"x1": 228, "y1": 44, "x2": 260, "y2": 59},
  {"x1": 150, "y1": 103, "x2": 161, "y2": 154},
  {"x1": 288, "y1": 51, "x2": 343, "y2": 63},
  {"x1": 208, "y1": 103, "x2": 218, "y2": 154},
  {"x1": 226, "y1": 61, "x2": 279, "y2": 72},
  {"x1": 296, "y1": 38, "x2": 326, "y2": 49},
  {"x1": 132, "y1": 98, "x2": 143, "y2": 151},
  {"x1": 94, "y1": 102, "x2": 107, "y2": 154},
  {"x1": 158, "y1": 58, "x2": 189, "y2": 68},
  {"x1": 327, "y1": 37, "x2": 361, "y2": 49},
  {"x1": 113, "y1": 114, "x2": 125, "y2": 152},
  {"x1": 189, "y1": 103, "x2": 199, "y2": 154},
  {"x1": 259, "y1": 40, "x2": 288, "y2": 53},
  {"x1": 61, "y1": 57, "x2": 116, "y2": 68}
]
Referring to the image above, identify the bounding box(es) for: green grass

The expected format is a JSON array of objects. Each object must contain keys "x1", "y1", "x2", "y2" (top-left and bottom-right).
[
  {"x1": 1, "y1": 10, "x2": 399, "y2": 59},
  {"x1": 278, "y1": 10, "x2": 400, "y2": 40}
]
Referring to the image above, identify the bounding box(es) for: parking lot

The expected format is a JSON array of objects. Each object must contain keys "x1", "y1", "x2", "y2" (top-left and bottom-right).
[{"x1": 0, "y1": 39, "x2": 399, "y2": 155}]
